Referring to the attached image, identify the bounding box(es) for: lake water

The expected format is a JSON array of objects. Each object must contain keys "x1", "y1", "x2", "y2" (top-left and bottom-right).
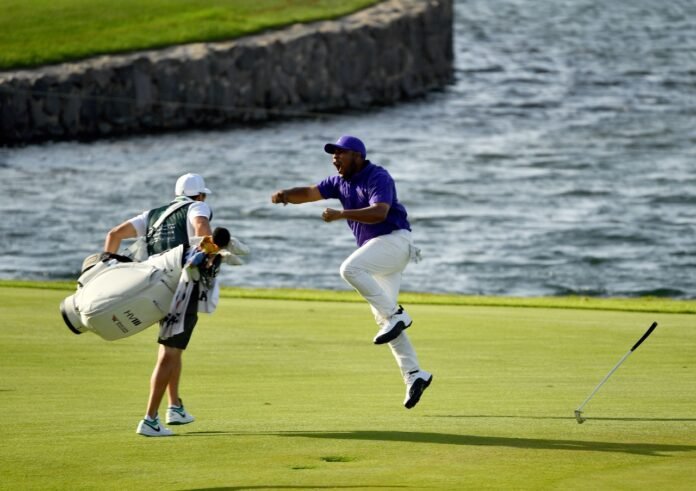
[{"x1": 1, "y1": 0, "x2": 695, "y2": 298}]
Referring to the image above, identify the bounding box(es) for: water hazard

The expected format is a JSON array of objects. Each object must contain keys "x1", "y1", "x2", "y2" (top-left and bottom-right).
[{"x1": 1, "y1": 0, "x2": 695, "y2": 297}]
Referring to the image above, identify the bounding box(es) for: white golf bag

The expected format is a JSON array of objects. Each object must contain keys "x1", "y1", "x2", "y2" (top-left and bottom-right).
[{"x1": 60, "y1": 246, "x2": 185, "y2": 341}]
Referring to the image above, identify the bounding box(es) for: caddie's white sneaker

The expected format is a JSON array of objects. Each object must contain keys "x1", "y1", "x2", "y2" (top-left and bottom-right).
[
  {"x1": 373, "y1": 305, "x2": 412, "y2": 345},
  {"x1": 166, "y1": 400, "x2": 195, "y2": 425},
  {"x1": 404, "y1": 370, "x2": 433, "y2": 409},
  {"x1": 136, "y1": 416, "x2": 173, "y2": 437}
]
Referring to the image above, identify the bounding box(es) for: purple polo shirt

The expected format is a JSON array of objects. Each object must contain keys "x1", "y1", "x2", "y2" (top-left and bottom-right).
[{"x1": 317, "y1": 161, "x2": 411, "y2": 247}]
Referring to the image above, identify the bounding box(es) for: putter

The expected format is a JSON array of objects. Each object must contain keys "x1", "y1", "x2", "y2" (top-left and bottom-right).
[{"x1": 574, "y1": 321, "x2": 658, "y2": 424}]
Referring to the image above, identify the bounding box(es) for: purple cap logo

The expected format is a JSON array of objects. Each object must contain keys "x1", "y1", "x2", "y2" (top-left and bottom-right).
[{"x1": 324, "y1": 135, "x2": 366, "y2": 159}]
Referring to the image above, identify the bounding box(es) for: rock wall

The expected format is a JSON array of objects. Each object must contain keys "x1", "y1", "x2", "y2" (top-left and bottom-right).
[{"x1": 0, "y1": 0, "x2": 453, "y2": 145}]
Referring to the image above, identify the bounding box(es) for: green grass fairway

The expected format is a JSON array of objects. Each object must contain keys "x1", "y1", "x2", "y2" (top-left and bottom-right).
[
  {"x1": 0, "y1": 0, "x2": 379, "y2": 70},
  {"x1": 1, "y1": 285, "x2": 695, "y2": 490}
]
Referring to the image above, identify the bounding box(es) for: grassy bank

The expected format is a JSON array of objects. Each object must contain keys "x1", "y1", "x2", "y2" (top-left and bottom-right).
[
  {"x1": 1, "y1": 284, "x2": 695, "y2": 489},
  {"x1": 0, "y1": 0, "x2": 380, "y2": 70},
  {"x1": 3, "y1": 279, "x2": 696, "y2": 314}
]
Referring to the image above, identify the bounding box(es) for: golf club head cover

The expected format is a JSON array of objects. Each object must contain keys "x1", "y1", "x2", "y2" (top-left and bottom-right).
[
  {"x1": 213, "y1": 227, "x2": 231, "y2": 249},
  {"x1": 226, "y1": 237, "x2": 250, "y2": 256},
  {"x1": 219, "y1": 250, "x2": 244, "y2": 266}
]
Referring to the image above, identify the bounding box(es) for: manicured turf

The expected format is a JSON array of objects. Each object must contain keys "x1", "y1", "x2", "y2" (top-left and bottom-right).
[
  {"x1": 4, "y1": 279, "x2": 696, "y2": 314},
  {"x1": 0, "y1": 0, "x2": 380, "y2": 70},
  {"x1": 1, "y1": 284, "x2": 695, "y2": 489}
]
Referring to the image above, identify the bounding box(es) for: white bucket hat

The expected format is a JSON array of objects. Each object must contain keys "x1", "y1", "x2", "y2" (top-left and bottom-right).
[{"x1": 175, "y1": 173, "x2": 212, "y2": 196}]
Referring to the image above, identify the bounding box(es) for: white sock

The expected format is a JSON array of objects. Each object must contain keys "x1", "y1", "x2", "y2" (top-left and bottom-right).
[{"x1": 388, "y1": 332, "x2": 420, "y2": 378}]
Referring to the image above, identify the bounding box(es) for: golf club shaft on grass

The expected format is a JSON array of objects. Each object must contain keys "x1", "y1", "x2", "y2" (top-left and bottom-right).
[{"x1": 575, "y1": 322, "x2": 658, "y2": 423}]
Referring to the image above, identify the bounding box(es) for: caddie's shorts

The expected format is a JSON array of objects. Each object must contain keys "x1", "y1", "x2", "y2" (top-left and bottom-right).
[{"x1": 158, "y1": 283, "x2": 199, "y2": 350}]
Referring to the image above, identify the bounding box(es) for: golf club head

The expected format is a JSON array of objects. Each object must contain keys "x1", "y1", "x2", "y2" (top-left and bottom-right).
[{"x1": 574, "y1": 410, "x2": 586, "y2": 424}]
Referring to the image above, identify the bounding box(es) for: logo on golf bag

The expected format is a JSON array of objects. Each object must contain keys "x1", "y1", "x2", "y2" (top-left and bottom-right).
[
  {"x1": 123, "y1": 309, "x2": 142, "y2": 326},
  {"x1": 111, "y1": 315, "x2": 129, "y2": 334}
]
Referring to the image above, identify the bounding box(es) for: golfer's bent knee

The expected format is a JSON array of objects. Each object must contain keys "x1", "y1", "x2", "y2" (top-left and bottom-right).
[{"x1": 339, "y1": 260, "x2": 361, "y2": 286}]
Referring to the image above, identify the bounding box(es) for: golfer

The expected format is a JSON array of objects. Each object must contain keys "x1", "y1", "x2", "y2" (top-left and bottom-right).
[
  {"x1": 271, "y1": 135, "x2": 433, "y2": 409},
  {"x1": 104, "y1": 173, "x2": 214, "y2": 436}
]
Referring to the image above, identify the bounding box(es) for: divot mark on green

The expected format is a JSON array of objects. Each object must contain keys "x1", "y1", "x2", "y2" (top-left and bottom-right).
[{"x1": 321, "y1": 455, "x2": 353, "y2": 463}]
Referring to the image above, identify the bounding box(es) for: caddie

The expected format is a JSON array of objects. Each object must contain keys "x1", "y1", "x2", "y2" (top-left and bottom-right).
[{"x1": 104, "y1": 173, "x2": 222, "y2": 436}]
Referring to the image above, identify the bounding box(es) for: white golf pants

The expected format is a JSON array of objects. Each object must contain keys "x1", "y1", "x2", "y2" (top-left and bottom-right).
[{"x1": 339, "y1": 229, "x2": 420, "y2": 378}]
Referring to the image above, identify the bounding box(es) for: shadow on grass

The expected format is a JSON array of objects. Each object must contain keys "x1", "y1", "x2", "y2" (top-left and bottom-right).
[
  {"x1": 274, "y1": 431, "x2": 696, "y2": 457},
  {"x1": 183, "y1": 430, "x2": 696, "y2": 457},
  {"x1": 427, "y1": 414, "x2": 696, "y2": 422}
]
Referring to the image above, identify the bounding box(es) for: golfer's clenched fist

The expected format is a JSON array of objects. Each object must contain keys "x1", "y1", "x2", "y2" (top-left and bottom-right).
[
  {"x1": 271, "y1": 190, "x2": 288, "y2": 205},
  {"x1": 321, "y1": 208, "x2": 342, "y2": 222}
]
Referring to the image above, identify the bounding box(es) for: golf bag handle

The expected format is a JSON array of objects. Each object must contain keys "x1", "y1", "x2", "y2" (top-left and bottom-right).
[{"x1": 630, "y1": 322, "x2": 658, "y2": 352}]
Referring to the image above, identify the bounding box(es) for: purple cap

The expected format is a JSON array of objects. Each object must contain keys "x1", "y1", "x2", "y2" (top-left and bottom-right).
[{"x1": 324, "y1": 135, "x2": 366, "y2": 159}]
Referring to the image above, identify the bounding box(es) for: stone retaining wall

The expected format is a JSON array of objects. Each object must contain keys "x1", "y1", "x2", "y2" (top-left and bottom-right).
[{"x1": 0, "y1": 0, "x2": 453, "y2": 145}]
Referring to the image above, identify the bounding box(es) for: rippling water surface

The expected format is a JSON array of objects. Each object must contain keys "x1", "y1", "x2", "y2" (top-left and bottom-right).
[{"x1": 1, "y1": 0, "x2": 695, "y2": 297}]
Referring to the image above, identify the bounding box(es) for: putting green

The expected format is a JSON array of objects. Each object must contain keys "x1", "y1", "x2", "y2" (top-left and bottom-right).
[{"x1": 1, "y1": 284, "x2": 694, "y2": 489}]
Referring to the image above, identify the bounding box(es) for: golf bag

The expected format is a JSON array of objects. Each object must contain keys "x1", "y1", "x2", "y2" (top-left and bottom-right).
[{"x1": 60, "y1": 246, "x2": 185, "y2": 341}]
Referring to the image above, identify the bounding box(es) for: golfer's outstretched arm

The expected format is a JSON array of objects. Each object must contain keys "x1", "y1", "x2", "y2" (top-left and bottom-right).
[{"x1": 271, "y1": 186, "x2": 322, "y2": 205}]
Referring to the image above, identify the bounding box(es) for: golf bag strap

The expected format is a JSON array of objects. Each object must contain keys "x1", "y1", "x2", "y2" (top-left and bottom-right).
[{"x1": 151, "y1": 199, "x2": 193, "y2": 231}]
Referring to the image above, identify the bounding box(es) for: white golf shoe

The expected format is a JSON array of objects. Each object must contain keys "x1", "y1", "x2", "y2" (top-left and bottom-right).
[
  {"x1": 404, "y1": 370, "x2": 433, "y2": 409},
  {"x1": 136, "y1": 416, "x2": 173, "y2": 437},
  {"x1": 373, "y1": 305, "x2": 412, "y2": 344},
  {"x1": 166, "y1": 400, "x2": 195, "y2": 425}
]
